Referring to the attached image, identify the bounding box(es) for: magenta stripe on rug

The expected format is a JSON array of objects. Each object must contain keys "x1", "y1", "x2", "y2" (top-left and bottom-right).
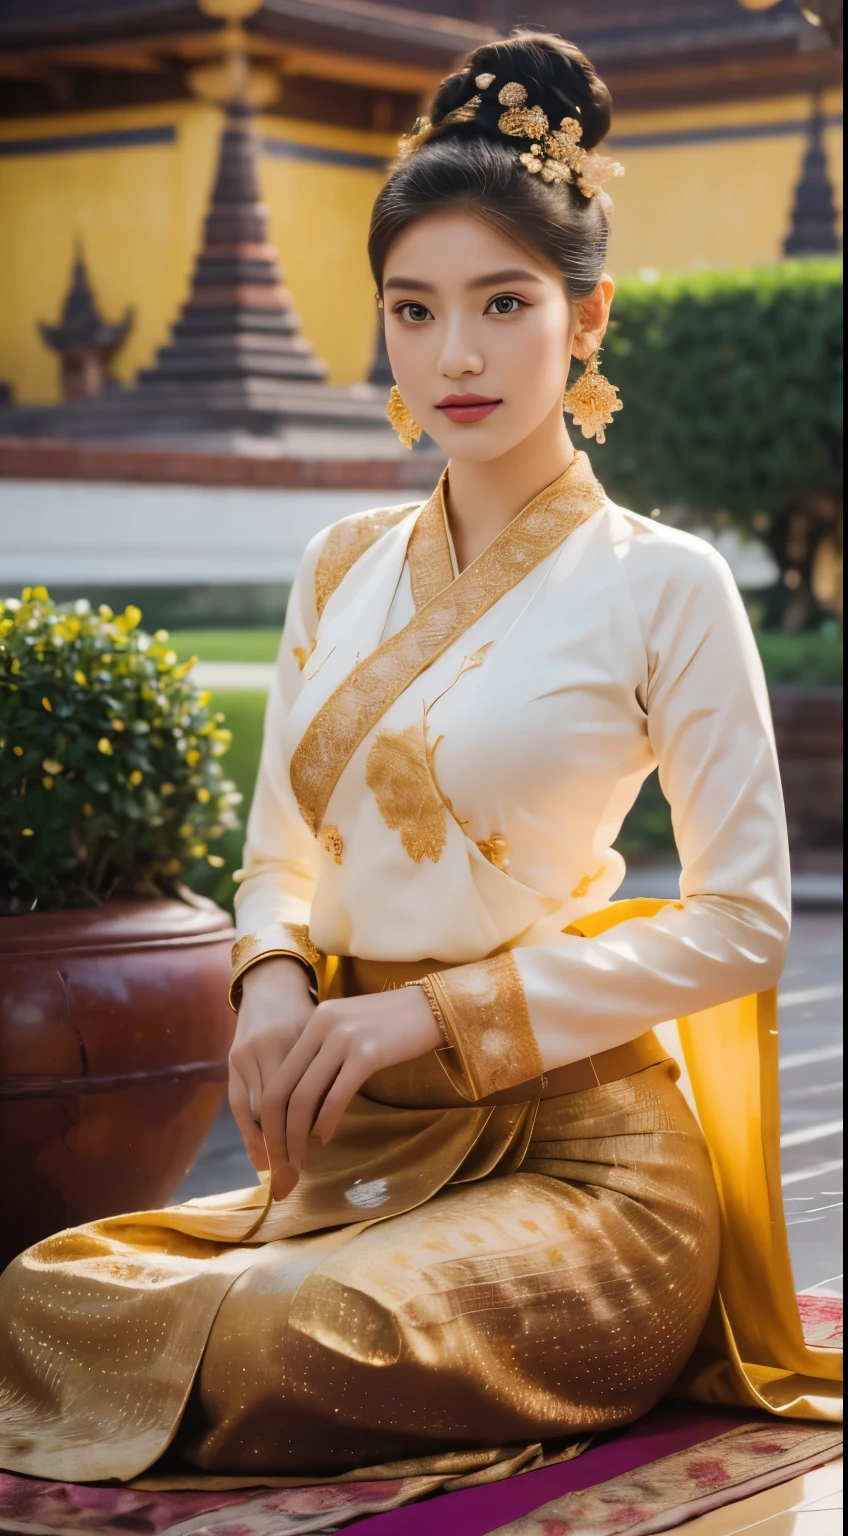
[{"x1": 350, "y1": 1403, "x2": 755, "y2": 1535}]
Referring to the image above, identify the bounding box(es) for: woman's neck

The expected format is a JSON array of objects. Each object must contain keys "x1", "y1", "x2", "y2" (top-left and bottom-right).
[{"x1": 444, "y1": 405, "x2": 576, "y2": 572}]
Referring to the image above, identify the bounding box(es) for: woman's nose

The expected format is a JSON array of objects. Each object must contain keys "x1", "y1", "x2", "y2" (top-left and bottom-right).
[{"x1": 437, "y1": 320, "x2": 484, "y2": 380}]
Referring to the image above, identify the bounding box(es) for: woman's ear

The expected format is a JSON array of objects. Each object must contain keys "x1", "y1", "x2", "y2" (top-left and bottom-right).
[{"x1": 572, "y1": 274, "x2": 615, "y2": 361}]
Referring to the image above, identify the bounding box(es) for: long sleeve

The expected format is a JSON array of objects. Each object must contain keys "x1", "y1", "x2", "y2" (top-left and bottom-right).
[
  {"x1": 430, "y1": 534, "x2": 792, "y2": 1090},
  {"x1": 230, "y1": 537, "x2": 325, "y2": 1004}
]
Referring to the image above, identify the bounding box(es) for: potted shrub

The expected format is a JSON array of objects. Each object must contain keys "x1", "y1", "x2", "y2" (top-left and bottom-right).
[{"x1": 0, "y1": 588, "x2": 242, "y2": 1263}]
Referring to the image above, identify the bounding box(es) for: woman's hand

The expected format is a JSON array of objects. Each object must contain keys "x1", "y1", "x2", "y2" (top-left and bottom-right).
[
  {"x1": 228, "y1": 956, "x2": 316, "y2": 1180},
  {"x1": 260, "y1": 986, "x2": 443, "y2": 1195}
]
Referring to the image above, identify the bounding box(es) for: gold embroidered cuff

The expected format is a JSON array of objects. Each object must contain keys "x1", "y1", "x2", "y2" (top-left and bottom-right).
[
  {"x1": 403, "y1": 977, "x2": 453, "y2": 1047},
  {"x1": 229, "y1": 924, "x2": 323, "y2": 1012},
  {"x1": 425, "y1": 952, "x2": 543, "y2": 1102}
]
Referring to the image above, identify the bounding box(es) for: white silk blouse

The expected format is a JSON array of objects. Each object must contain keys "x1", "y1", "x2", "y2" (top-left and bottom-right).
[{"x1": 232, "y1": 452, "x2": 790, "y2": 1080}]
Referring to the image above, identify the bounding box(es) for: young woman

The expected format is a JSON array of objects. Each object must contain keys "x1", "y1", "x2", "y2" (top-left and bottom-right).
[{"x1": 0, "y1": 32, "x2": 838, "y2": 1489}]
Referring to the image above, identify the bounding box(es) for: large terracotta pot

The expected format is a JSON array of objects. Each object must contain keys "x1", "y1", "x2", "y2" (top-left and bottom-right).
[{"x1": 0, "y1": 896, "x2": 236, "y2": 1267}]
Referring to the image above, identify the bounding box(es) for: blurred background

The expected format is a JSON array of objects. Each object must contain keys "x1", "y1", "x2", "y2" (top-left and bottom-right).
[{"x1": 0, "y1": 0, "x2": 842, "y2": 899}]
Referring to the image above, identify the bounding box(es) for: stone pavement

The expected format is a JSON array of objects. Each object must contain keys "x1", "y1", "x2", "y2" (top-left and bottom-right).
[{"x1": 176, "y1": 910, "x2": 843, "y2": 1298}]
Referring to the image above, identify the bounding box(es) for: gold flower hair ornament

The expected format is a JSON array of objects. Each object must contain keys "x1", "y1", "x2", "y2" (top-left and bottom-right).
[
  {"x1": 495, "y1": 82, "x2": 624, "y2": 197},
  {"x1": 395, "y1": 79, "x2": 624, "y2": 203},
  {"x1": 396, "y1": 115, "x2": 435, "y2": 161}
]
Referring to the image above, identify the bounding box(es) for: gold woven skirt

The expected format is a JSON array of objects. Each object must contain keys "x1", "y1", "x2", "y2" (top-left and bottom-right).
[{"x1": 0, "y1": 1007, "x2": 719, "y2": 1486}]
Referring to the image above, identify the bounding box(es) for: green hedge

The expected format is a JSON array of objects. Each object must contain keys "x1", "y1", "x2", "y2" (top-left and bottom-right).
[{"x1": 593, "y1": 260, "x2": 843, "y2": 629}]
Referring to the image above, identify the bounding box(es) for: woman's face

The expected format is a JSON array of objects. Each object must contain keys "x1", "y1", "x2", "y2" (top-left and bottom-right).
[{"x1": 382, "y1": 208, "x2": 573, "y2": 462}]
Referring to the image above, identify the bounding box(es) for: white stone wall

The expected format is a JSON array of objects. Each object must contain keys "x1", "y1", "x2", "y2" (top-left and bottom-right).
[
  {"x1": 0, "y1": 479, "x2": 779, "y2": 591},
  {"x1": 0, "y1": 480, "x2": 427, "y2": 587}
]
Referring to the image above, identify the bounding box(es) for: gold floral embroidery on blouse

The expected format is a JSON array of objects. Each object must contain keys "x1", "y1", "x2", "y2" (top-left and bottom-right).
[
  {"x1": 292, "y1": 639, "x2": 317, "y2": 671},
  {"x1": 283, "y1": 923, "x2": 323, "y2": 967},
  {"x1": 366, "y1": 721, "x2": 448, "y2": 864},
  {"x1": 318, "y1": 825, "x2": 344, "y2": 863},
  {"x1": 476, "y1": 833, "x2": 510, "y2": 870},
  {"x1": 365, "y1": 646, "x2": 494, "y2": 864},
  {"x1": 231, "y1": 933, "x2": 259, "y2": 970}
]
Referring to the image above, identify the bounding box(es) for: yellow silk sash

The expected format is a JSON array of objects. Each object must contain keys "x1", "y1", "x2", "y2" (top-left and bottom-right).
[
  {"x1": 290, "y1": 452, "x2": 605, "y2": 834},
  {"x1": 568, "y1": 898, "x2": 842, "y2": 1421}
]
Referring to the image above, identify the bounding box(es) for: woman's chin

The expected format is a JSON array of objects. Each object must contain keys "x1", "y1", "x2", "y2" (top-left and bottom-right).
[{"x1": 424, "y1": 417, "x2": 521, "y2": 463}]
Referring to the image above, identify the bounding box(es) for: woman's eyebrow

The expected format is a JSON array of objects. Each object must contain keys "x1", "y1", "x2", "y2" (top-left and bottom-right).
[
  {"x1": 468, "y1": 268, "x2": 544, "y2": 289},
  {"x1": 383, "y1": 268, "x2": 544, "y2": 294},
  {"x1": 383, "y1": 277, "x2": 436, "y2": 292}
]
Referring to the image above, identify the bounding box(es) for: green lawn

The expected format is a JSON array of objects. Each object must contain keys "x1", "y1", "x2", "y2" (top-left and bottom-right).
[{"x1": 171, "y1": 629, "x2": 281, "y2": 663}]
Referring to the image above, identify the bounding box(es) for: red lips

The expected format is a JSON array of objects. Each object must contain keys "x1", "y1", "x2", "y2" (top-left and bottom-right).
[{"x1": 436, "y1": 393, "x2": 502, "y2": 423}]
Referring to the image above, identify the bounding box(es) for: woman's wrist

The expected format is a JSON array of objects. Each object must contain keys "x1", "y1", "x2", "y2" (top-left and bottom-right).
[{"x1": 237, "y1": 953, "x2": 314, "y2": 1008}]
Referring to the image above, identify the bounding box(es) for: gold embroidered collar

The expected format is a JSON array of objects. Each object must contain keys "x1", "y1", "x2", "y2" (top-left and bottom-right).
[
  {"x1": 290, "y1": 451, "x2": 605, "y2": 835},
  {"x1": 406, "y1": 474, "x2": 455, "y2": 611}
]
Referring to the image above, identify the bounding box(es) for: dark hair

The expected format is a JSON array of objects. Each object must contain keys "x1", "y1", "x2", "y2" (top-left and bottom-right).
[{"x1": 368, "y1": 33, "x2": 613, "y2": 301}]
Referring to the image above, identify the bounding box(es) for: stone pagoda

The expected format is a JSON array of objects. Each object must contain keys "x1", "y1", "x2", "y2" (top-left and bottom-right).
[
  {"x1": 784, "y1": 102, "x2": 842, "y2": 257},
  {"x1": 1, "y1": 94, "x2": 396, "y2": 454},
  {"x1": 137, "y1": 97, "x2": 329, "y2": 411},
  {"x1": 39, "y1": 247, "x2": 133, "y2": 401}
]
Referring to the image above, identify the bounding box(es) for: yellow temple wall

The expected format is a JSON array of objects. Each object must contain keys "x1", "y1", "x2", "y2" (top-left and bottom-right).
[
  {"x1": 608, "y1": 91, "x2": 843, "y2": 276},
  {"x1": 0, "y1": 89, "x2": 841, "y2": 406}
]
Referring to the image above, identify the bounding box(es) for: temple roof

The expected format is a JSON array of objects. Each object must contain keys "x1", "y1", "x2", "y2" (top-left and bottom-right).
[
  {"x1": 40, "y1": 247, "x2": 133, "y2": 355},
  {"x1": 0, "y1": 1, "x2": 838, "y2": 116},
  {"x1": 0, "y1": 1, "x2": 491, "y2": 70}
]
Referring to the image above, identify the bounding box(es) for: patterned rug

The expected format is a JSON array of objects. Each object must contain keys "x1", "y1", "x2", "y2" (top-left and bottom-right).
[{"x1": 0, "y1": 1295, "x2": 841, "y2": 1536}]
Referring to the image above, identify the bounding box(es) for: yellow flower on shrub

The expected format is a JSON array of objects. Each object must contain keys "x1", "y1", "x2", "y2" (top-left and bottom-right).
[
  {"x1": 117, "y1": 605, "x2": 142, "y2": 632},
  {"x1": 2, "y1": 588, "x2": 237, "y2": 907}
]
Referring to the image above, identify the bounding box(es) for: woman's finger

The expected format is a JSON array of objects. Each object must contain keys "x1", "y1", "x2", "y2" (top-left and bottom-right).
[
  {"x1": 228, "y1": 1066, "x2": 268, "y2": 1169},
  {"x1": 260, "y1": 1023, "x2": 325, "y2": 1176},
  {"x1": 284, "y1": 1039, "x2": 347, "y2": 1170},
  {"x1": 311, "y1": 1058, "x2": 371, "y2": 1148}
]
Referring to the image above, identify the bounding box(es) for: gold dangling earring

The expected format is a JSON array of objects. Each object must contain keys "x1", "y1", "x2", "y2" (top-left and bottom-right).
[
  {"x1": 563, "y1": 349, "x2": 623, "y2": 444},
  {"x1": 386, "y1": 384, "x2": 422, "y2": 450}
]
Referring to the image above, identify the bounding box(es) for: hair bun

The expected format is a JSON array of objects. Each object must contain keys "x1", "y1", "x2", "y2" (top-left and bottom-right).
[{"x1": 431, "y1": 31, "x2": 612, "y2": 152}]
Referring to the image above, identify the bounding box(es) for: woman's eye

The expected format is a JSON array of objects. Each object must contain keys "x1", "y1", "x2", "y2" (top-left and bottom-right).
[
  {"x1": 397, "y1": 302, "x2": 432, "y2": 323},
  {"x1": 487, "y1": 295, "x2": 524, "y2": 315}
]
